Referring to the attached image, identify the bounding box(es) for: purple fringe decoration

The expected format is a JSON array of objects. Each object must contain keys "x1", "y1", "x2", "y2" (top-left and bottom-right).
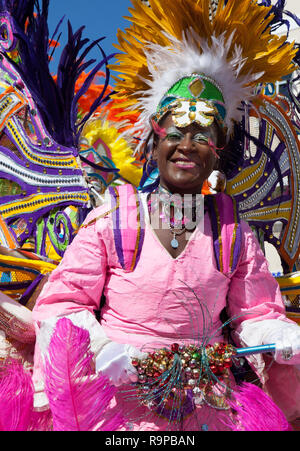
[{"x1": 259, "y1": 0, "x2": 300, "y2": 35}]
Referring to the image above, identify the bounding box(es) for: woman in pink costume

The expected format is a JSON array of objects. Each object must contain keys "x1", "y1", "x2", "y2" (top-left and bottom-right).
[{"x1": 32, "y1": 0, "x2": 300, "y2": 430}]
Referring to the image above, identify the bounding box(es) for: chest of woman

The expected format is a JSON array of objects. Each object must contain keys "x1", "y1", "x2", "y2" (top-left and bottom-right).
[{"x1": 100, "y1": 214, "x2": 231, "y2": 349}]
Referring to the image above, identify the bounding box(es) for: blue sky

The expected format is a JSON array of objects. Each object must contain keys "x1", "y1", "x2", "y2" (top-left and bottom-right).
[{"x1": 47, "y1": 0, "x2": 133, "y2": 78}]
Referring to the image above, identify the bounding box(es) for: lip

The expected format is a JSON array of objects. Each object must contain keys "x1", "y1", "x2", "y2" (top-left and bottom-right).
[{"x1": 171, "y1": 158, "x2": 197, "y2": 169}]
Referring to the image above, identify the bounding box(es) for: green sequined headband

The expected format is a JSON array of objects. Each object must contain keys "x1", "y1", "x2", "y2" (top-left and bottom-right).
[{"x1": 152, "y1": 74, "x2": 226, "y2": 129}]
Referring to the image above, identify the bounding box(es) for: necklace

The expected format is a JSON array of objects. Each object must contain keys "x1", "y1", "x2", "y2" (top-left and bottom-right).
[
  {"x1": 147, "y1": 185, "x2": 200, "y2": 248},
  {"x1": 170, "y1": 224, "x2": 186, "y2": 249}
]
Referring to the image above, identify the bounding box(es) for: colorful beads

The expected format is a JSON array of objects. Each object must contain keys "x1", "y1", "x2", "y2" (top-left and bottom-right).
[{"x1": 132, "y1": 342, "x2": 236, "y2": 412}]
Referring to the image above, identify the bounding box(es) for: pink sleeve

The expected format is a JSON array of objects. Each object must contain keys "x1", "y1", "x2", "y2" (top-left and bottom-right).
[
  {"x1": 227, "y1": 221, "x2": 288, "y2": 330},
  {"x1": 32, "y1": 206, "x2": 109, "y2": 324}
]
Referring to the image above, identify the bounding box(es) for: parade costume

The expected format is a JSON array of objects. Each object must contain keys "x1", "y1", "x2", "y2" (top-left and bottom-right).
[
  {"x1": 33, "y1": 183, "x2": 300, "y2": 430},
  {"x1": 1, "y1": 0, "x2": 300, "y2": 431},
  {"x1": 31, "y1": 0, "x2": 300, "y2": 431}
]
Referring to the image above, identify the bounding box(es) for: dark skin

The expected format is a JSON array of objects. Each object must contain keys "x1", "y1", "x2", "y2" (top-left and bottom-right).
[{"x1": 150, "y1": 113, "x2": 221, "y2": 258}]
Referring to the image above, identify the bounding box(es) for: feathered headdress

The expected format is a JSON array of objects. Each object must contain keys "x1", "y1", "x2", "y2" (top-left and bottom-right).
[{"x1": 111, "y1": 0, "x2": 297, "y2": 139}]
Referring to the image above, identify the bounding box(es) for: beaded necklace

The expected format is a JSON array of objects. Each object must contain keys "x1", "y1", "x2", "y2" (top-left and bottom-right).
[{"x1": 147, "y1": 185, "x2": 203, "y2": 248}]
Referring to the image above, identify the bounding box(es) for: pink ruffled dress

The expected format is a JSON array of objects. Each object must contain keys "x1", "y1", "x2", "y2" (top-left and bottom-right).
[{"x1": 32, "y1": 191, "x2": 300, "y2": 430}]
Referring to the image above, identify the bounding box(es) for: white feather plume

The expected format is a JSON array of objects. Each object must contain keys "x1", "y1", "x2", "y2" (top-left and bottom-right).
[{"x1": 135, "y1": 29, "x2": 265, "y2": 136}]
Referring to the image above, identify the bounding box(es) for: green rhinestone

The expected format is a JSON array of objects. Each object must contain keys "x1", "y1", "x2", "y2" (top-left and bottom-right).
[{"x1": 192, "y1": 352, "x2": 201, "y2": 360}]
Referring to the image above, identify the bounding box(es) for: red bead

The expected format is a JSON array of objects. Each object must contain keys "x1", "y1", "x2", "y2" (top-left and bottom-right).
[
  {"x1": 224, "y1": 359, "x2": 232, "y2": 368},
  {"x1": 171, "y1": 343, "x2": 180, "y2": 353}
]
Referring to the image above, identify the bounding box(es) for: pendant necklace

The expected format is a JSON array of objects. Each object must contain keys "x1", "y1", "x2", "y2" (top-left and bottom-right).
[
  {"x1": 147, "y1": 184, "x2": 199, "y2": 249},
  {"x1": 170, "y1": 225, "x2": 186, "y2": 249}
]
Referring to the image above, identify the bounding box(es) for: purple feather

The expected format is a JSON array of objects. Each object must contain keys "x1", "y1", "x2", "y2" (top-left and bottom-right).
[
  {"x1": 224, "y1": 382, "x2": 292, "y2": 431},
  {"x1": 259, "y1": 0, "x2": 300, "y2": 35},
  {"x1": 44, "y1": 317, "x2": 124, "y2": 431},
  {"x1": 2, "y1": 0, "x2": 115, "y2": 148}
]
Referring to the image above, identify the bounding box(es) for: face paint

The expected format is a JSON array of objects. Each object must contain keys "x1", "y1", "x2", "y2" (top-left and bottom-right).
[
  {"x1": 152, "y1": 114, "x2": 219, "y2": 195},
  {"x1": 151, "y1": 119, "x2": 167, "y2": 139},
  {"x1": 163, "y1": 126, "x2": 218, "y2": 155}
]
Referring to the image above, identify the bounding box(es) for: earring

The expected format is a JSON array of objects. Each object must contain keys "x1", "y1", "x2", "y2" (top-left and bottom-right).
[
  {"x1": 145, "y1": 158, "x2": 159, "y2": 181},
  {"x1": 205, "y1": 170, "x2": 227, "y2": 194}
]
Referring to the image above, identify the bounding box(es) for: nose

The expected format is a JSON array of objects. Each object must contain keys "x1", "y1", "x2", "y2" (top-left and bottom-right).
[{"x1": 177, "y1": 133, "x2": 193, "y2": 152}]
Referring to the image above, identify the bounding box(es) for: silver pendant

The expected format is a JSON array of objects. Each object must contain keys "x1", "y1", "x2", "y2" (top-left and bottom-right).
[{"x1": 171, "y1": 238, "x2": 179, "y2": 249}]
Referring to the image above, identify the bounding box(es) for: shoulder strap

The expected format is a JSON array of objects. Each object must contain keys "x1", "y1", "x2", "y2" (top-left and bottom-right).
[
  {"x1": 108, "y1": 184, "x2": 145, "y2": 272},
  {"x1": 205, "y1": 193, "x2": 242, "y2": 275}
]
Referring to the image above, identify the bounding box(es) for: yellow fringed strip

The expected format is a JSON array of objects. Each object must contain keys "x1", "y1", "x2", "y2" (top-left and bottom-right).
[{"x1": 0, "y1": 254, "x2": 57, "y2": 274}]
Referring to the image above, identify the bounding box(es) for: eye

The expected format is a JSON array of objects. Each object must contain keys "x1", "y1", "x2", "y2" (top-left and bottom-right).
[
  {"x1": 193, "y1": 133, "x2": 209, "y2": 143},
  {"x1": 166, "y1": 132, "x2": 183, "y2": 142}
]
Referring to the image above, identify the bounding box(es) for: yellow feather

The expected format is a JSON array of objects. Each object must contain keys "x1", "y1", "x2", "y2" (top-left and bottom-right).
[{"x1": 111, "y1": 0, "x2": 297, "y2": 114}]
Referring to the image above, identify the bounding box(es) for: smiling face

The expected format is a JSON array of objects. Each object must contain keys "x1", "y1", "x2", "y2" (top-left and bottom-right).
[{"x1": 152, "y1": 113, "x2": 221, "y2": 194}]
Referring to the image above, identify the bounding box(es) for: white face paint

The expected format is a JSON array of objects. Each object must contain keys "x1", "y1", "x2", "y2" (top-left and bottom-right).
[{"x1": 164, "y1": 125, "x2": 216, "y2": 146}]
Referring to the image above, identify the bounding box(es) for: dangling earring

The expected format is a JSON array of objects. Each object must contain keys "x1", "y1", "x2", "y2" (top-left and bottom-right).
[{"x1": 206, "y1": 170, "x2": 227, "y2": 194}]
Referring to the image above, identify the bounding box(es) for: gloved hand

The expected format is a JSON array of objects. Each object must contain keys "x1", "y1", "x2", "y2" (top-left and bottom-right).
[
  {"x1": 95, "y1": 341, "x2": 147, "y2": 386},
  {"x1": 262, "y1": 322, "x2": 300, "y2": 365}
]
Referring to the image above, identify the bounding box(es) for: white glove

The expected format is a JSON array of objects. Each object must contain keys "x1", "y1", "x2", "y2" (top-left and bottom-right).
[
  {"x1": 95, "y1": 341, "x2": 147, "y2": 386},
  {"x1": 37, "y1": 311, "x2": 147, "y2": 388},
  {"x1": 239, "y1": 319, "x2": 300, "y2": 366},
  {"x1": 263, "y1": 322, "x2": 300, "y2": 365}
]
